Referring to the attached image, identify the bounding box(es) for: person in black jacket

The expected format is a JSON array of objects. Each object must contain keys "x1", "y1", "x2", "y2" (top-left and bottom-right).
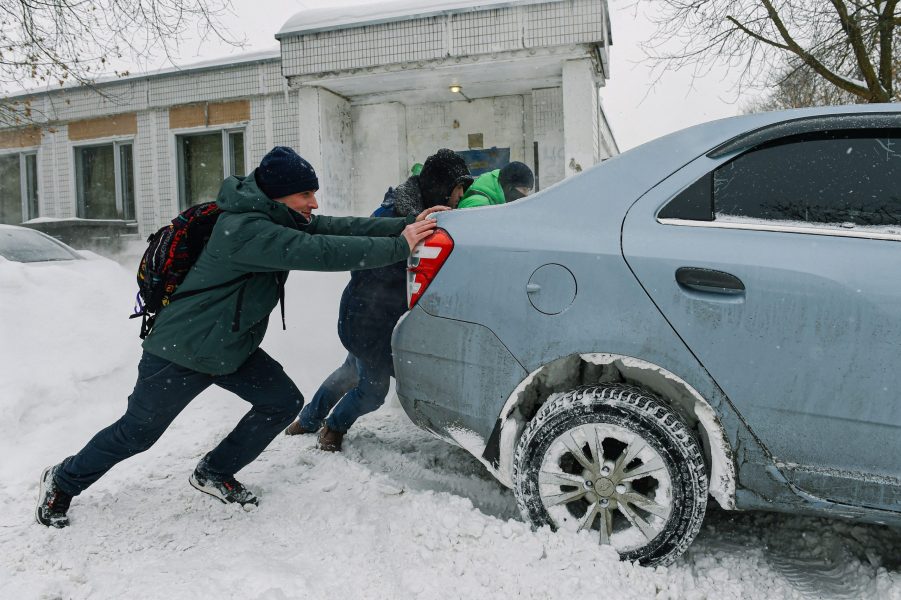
[{"x1": 285, "y1": 149, "x2": 472, "y2": 451}]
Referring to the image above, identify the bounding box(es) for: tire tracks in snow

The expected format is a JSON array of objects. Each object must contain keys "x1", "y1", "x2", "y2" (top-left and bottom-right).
[
  {"x1": 691, "y1": 506, "x2": 901, "y2": 600},
  {"x1": 767, "y1": 542, "x2": 867, "y2": 600},
  {"x1": 300, "y1": 405, "x2": 520, "y2": 521}
]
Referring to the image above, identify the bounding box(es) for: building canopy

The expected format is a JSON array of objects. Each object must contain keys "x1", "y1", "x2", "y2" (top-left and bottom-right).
[{"x1": 277, "y1": 0, "x2": 611, "y2": 106}]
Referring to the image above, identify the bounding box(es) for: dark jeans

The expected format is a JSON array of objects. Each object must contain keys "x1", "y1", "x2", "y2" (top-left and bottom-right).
[
  {"x1": 55, "y1": 349, "x2": 304, "y2": 496},
  {"x1": 297, "y1": 352, "x2": 392, "y2": 434}
]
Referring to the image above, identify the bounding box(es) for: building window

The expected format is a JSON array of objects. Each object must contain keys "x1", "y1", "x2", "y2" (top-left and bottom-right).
[
  {"x1": 0, "y1": 152, "x2": 39, "y2": 224},
  {"x1": 75, "y1": 141, "x2": 136, "y2": 220},
  {"x1": 177, "y1": 129, "x2": 245, "y2": 208}
]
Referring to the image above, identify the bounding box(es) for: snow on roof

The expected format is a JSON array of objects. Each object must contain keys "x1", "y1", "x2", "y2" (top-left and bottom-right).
[
  {"x1": 6, "y1": 48, "x2": 281, "y2": 99},
  {"x1": 139, "y1": 48, "x2": 281, "y2": 79},
  {"x1": 277, "y1": 0, "x2": 562, "y2": 38}
]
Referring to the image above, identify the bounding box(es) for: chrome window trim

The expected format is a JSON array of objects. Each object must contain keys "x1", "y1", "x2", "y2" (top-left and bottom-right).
[
  {"x1": 657, "y1": 217, "x2": 901, "y2": 242},
  {"x1": 707, "y1": 113, "x2": 901, "y2": 158}
]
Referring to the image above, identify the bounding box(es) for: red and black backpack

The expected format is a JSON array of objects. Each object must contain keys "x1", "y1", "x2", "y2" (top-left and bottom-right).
[{"x1": 130, "y1": 202, "x2": 251, "y2": 339}]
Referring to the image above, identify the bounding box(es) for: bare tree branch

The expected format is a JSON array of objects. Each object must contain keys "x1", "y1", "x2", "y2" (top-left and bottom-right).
[
  {"x1": 745, "y1": 28, "x2": 901, "y2": 112},
  {"x1": 645, "y1": 0, "x2": 901, "y2": 106},
  {"x1": 725, "y1": 15, "x2": 791, "y2": 50},
  {"x1": 879, "y1": 0, "x2": 899, "y2": 95},
  {"x1": 827, "y1": 0, "x2": 885, "y2": 98},
  {"x1": 0, "y1": 0, "x2": 241, "y2": 126}
]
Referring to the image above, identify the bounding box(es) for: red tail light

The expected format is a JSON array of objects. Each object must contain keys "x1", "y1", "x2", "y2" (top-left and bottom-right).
[{"x1": 407, "y1": 228, "x2": 454, "y2": 308}]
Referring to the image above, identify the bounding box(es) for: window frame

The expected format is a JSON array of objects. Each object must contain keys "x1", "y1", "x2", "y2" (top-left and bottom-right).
[
  {"x1": 657, "y1": 215, "x2": 901, "y2": 242},
  {"x1": 0, "y1": 148, "x2": 40, "y2": 223},
  {"x1": 73, "y1": 137, "x2": 136, "y2": 221},
  {"x1": 175, "y1": 126, "x2": 247, "y2": 210},
  {"x1": 656, "y1": 129, "x2": 901, "y2": 243}
]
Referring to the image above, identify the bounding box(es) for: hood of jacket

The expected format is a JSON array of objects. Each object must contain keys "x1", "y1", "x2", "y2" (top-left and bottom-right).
[
  {"x1": 392, "y1": 176, "x2": 424, "y2": 217},
  {"x1": 460, "y1": 169, "x2": 505, "y2": 207},
  {"x1": 216, "y1": 171, "x2": 300, "y2": 229}
]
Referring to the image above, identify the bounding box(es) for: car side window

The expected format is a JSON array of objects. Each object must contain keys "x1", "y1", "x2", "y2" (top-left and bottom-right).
[{"x1": 660, "y1": 129, "x2": 901, "y2": 232}]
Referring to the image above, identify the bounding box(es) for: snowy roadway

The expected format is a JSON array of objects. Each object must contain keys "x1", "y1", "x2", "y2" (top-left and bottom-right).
[{"x1": 0, "y1": 254, "x2": 898, "y2": 599}]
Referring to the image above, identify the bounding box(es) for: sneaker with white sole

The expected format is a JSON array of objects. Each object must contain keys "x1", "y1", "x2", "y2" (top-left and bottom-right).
[
  {"x1": 36, "y1": 464, "x2": 73, "y2": 528},
  {"x1": 189, "y1": 465, "x2": 258, "y2": 507}
]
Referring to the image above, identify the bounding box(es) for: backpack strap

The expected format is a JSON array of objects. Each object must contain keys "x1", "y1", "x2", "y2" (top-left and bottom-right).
[
  {"x1": 129, "y1": 309, "x2": 158, "y2": 340},
  {"x1": 277, "y1": 272, "x2": 287, "y2": 331},
  {"x1": 140, "y1": 313, "x2": 156, "y2": 340}
]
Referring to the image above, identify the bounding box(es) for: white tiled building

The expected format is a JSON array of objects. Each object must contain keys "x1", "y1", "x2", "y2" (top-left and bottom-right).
[{"x1": 0, "y1": 0, "x2": 616, "y2": 250}]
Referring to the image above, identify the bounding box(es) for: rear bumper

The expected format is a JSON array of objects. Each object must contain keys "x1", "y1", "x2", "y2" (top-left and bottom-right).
[{"x1": 392, "y1": 305, "x2": 528, "y2": 453}]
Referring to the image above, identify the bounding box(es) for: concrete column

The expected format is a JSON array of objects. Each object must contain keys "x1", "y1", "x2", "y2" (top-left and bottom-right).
[
  {"x1": 562, "y1": 58, "x2": 600, "y2": 178},
  {"x1": 318, "y1": 89, "x2": 354, "y2": 215},
  {"x1": 296, "y1": 86, "x2": 323, "y2": 179},
  {"x1": 532, "y1": 87, "x2": 565, "y2": 191},
  {"x1": 296, "y1": 86, "x2": 355, "y2": 215},
  {"x1": 39, "y1": 128, "x2": 59, "y2": 219},
  {"x1": 351, "y1": 102, "x2": 407, "y2": 215}
]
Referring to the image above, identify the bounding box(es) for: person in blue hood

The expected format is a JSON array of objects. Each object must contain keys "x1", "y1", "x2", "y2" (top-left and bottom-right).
[{"x1": 285, "y1": 149, "x2": 473, "y2": 451}]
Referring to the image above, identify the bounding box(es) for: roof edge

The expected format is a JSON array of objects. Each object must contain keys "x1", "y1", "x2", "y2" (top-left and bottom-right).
[
  {"x1": 276, "y1": 0, "x2": 564, "y2": 39},
  {"x1": 2, "y1": 49, "x2": 281, "y2": 102}
]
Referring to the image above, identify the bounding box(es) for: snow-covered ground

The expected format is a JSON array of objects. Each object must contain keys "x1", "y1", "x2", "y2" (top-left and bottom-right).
[{"x1": 1, "y1": 250, "x2": 899, "y2": 600}]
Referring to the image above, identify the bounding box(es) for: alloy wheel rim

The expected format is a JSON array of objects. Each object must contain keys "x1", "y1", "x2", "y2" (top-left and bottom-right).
[{"x1": 538, "y1": 423, "x2": 673, "y2": 553}]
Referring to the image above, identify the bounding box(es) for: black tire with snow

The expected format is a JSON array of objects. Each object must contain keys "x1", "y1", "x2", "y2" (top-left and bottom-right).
[{"x1": 513, "y1": 384, "x2": 708, "y2": 566}]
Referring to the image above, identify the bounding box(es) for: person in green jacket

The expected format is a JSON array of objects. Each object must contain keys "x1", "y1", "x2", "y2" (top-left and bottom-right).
[
  {"x1": 35, "y1": 147, "x2": 442, "y2": 528},
  {"x1": 455, "y1": 161, "x2": 535, "y2": 209}
]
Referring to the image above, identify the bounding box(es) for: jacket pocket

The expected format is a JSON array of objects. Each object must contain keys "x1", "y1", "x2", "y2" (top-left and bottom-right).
[{"x1": 231, "y1": 283, "x2": 247, "y2": 332}]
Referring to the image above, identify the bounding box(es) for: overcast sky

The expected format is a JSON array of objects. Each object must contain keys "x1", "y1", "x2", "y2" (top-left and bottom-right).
[{"x1": 160, "y1": 0, "x2": 749, "y2": 151}]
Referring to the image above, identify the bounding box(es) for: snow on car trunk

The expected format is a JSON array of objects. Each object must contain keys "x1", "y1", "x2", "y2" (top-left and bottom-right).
[{"x1": 0, "y1": 256, "x2": 898, "y2": 599}]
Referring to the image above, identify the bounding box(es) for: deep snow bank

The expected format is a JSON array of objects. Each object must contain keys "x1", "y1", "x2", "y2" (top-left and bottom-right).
[{"x1": 0, "y1": 254, "x2": 898, "y2": 600}]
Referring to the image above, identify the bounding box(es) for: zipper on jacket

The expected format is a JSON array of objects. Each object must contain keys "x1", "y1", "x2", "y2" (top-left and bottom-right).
[{"x1": 231, "y1": 283, "x2": 247, "y2": 332}]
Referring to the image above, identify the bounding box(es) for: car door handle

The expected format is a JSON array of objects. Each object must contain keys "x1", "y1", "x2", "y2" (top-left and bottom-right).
[
  {"x1": 527, "y1": 283, "x2": 541, "y2": 294},
  {"x1": 675, "y1": 267, "x2": 745, "y2": 295}
]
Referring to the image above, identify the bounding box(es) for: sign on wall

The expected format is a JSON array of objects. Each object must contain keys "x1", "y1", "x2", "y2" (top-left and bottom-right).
[{"x1": 458, "y1": 147, "x2": 511, "y2": 176}]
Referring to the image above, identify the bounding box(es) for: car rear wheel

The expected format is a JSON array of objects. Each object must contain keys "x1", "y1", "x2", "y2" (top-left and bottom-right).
[{"x1": 513, "y1": 384, "x2": 708, "y2": 566}]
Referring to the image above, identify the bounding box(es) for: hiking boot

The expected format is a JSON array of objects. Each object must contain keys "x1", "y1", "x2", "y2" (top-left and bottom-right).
[
  {"x1": 318, "y1": 425, "x2": 344, "y2": 452},
  {"x1": 36, "y1": 464, "x2": 73, "y2": 528},
  {"x1": 189, "y1": 464, "x2": 258, "y2": 507},
  {"x1": 284, "y1": 419, "x2": 314, "y2": 436}
]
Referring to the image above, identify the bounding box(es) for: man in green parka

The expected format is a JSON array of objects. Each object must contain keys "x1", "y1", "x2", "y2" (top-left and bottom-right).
[
  {"x1": 455, "y1": 161, "x2": 535, "y2": 209},
  {"x1": 35, "y1": 147, "x2": 441, "y2": 528}
]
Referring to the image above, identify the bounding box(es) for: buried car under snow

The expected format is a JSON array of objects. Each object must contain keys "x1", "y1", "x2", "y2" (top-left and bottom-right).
[
  {"x1": 392, "y1": 103, "x2": 901, "y2": 566},
  {"x1": 0, "y1": 224, "x2": 86, "y2": 263}
]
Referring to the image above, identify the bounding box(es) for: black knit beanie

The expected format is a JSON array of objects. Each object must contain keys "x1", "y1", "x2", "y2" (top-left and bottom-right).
[
  {"x1": 255, "y1": 146, "x2": 319, "y2": 200},
  {"x1": 418, "y1": 148, "x2": 473, "y2": 207},
  {"x1": 499, "y1": 161, "x2": 534, "y2": 202}
]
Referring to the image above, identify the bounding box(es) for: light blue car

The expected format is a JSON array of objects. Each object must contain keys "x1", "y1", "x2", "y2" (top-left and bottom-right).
[{"x1": 392, "y1": 104, "x2": 901, "y2": 566}]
